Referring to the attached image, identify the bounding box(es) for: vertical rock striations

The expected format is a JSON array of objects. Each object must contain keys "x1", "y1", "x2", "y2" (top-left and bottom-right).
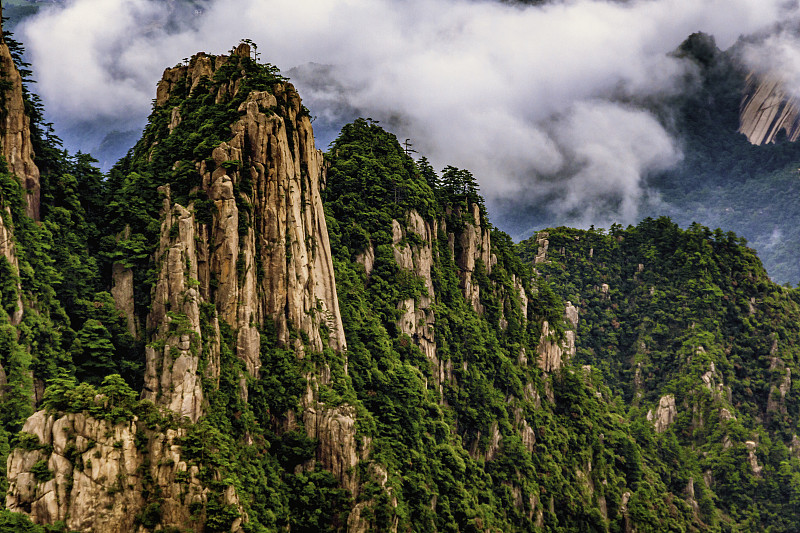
[
  {"x1": 453, "y1": 203, "x2": 495, "y2": 314},
  {"x1": 0, "y1": 9, "x2": 40, "y2": 220},
  {"x1": 537, "y1": 301, "x2": 578, "y2": 373},
  {"x1": 130, "y1": 46, "x2": 349, "y2": 419},
  {"x1": 0, "y1": 205, "x2": 23, "y2": 325},
  {"x1": 143, "y1": 185, "x2": 208, "y2": 422},
  {"x1": 739, "y1": 72, "x2": 800, "y2": 145},
  {"x1": 392, "y1": 210, "x2": 438, "y2": 374},
  {"x1": 151, "y1": 46, "x2": 345, "y2": 377},
  {"x1": 0, "y1": 9, "x2": 36, "y2": 328}
]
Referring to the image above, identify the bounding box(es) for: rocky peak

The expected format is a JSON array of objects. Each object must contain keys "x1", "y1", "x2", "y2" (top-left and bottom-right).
[
  {"x1": 537, "y1": 302, "x2": 578, "y2": 373},
  {"x1": 647, "y1": 394, "x2": 678, "y2": 433},
  {"x1": 10, "y1": 46, "x2": 352, "y2": 530},
  {"x1": 116, "y1": 47, "x2": 347, "y2": 397},
  {"x1": 453, "y1": 202, "x2": 495, "y2": 314}
]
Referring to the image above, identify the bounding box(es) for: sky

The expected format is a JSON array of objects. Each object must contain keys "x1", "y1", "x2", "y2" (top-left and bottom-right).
[{"x1": 15, "y1": 0, "x2": 800, "y2": 236}]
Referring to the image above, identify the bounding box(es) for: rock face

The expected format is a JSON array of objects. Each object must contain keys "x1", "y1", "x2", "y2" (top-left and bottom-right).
[
  {"x1": 138, "y1": 47, "x2": 346, "y2": 419},
  {"x1": 7, "y1": 46, "x2": 351, "y2": 531},
  {"x1": 767, "y1": 356, "x2": 792, "y2": 415},
  {"x1": 0, "y1": 206, "x2": 23, "y2": 325},
  {"x1": 392, "y1": 211, "x2": 439, "y2": 377},
  {"x1": 155, "y1": 49, "x2": 345, "y2": 370},
  {"x1": 537, "y1": 302, "x2": 578, "y2": 373},
  {"x1": 6, "y1": 410, "x2": 243, "y2": 533},
  {"x1": 146, "y1": 46, "x2": 354, "y2": 512},
  {"x1": 453, "y1": 203, "x2": 495, "y2": 314},
  {"x1": 142, "y1": 186, "x2": 211, "y2": 422},
  {"x1": 0, "y1": 9, "x2": 34, "y2": 327},
  {"x1": 533, "y1": 231, "x2": 549, "y2": 264},
  {"x1": 0, "y1": 9, "x2": 40, "y2": 220},
  {"x1": 302, "y1": 401, "x2": 367, "y2": 495},
  {"x1": 647, "y1": 394, "x2": 677, "y2": 433},
  {"x1": 739, "y1": 72, "x2": 800, "y2": 145},
  {"x1": 745, "y1": 440, "x2": 763, "y2": 476}
]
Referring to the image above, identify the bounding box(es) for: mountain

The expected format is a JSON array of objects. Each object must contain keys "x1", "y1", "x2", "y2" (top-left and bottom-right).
[
  {"x1": 739, "y1": 72, "x2": 800, "y2": 145},
  {"x1": 495, "y1": 32, "x2": 800, "y2": 287},
  {"x1": 2, "y1": 15, "x2": 800, "y2": 533},
  {"x1": 638, "y1": 33, "x2": 800, "y2": 287}
]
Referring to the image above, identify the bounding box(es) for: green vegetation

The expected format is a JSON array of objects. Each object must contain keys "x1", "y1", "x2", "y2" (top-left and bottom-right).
[
  {"x1": 320, "y1": 123, "x2": 706, "y2": 531},
  {"x1": 521, "y1": 218, "x2": 800, "y2": 529},
  {"x1": 649, "y1": 33, "x2": 800, "y2": 286},
  {"x1": 3, "y1": 19, "x2": 800, "y2": 532}
]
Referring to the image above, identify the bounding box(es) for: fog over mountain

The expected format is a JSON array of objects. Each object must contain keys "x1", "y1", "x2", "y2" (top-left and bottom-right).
[{"x1": 14, "y1": 0, "x2": 800, "y2": 233}]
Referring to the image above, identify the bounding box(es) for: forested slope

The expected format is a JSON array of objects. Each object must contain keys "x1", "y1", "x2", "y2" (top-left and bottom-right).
[{"x1": 520, "y1": 220, "x2": 800, "y2": 530}]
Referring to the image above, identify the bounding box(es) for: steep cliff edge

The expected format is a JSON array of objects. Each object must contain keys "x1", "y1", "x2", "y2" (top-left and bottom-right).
[
  {"x1": 7, "y1": 45, "x2": 354, "y2": 532},
  {"x1": 125, "y1": 44, "x2": 345, "y2": 373},
  {"x1": 0, "y1": 4, "x2": 40, "y2": 221},
  {"x1": 0, "y1": 8, "x2": 37, "y2": 331}
]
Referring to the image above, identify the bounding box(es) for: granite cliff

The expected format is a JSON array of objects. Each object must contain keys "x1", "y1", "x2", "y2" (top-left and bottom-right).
[
  {"x1": 0, "y1": 3, "x2": 39, "y2": 221},
  {"x1": 739, "y1": 71, "x2": 800, "y2": 145},
  {"x1": 5, "y1": 44, "x2": 355, "y2": 531}
]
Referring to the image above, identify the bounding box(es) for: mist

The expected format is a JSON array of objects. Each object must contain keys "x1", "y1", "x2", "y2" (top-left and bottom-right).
[{"x1": 16, "y1": 0, "x2": 800, "y2": 234}]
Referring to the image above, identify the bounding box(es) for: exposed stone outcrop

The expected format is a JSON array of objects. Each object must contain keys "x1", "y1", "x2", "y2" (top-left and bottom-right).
[
  {"x1": 528, "y1": 231, "x2": 581, "y2": 374},
  {"x1": 468, "y1": 420, "x2": 502, "y2": 462},
  {"x1": 302, "y1": 400, "x2": 368, "y2": 495},
  {"x1": 739, "y1": 72, "x2": 800, "y2": 145},
  {"x1": 150, "y1": 47, "x2": 355, "y2": 525},
  {"x1": 0, "y1": 11, "x2": 33, "y2": 328},
  {"x1": 745, "y1": 440, "x2": 763, "y2": 476},
  {"x1": 647, "y1": 394, "x2": 677, "y2": 433},
  {"x1": 7, "y1": 46, "x2": 357, "y2": 530},
  {"x1": 0, "y1": 10, "x2": 40, "y2": 220},
  {"x1": 142, "y1": 186, "x2": 210, "y2": 422},
  {"x1": 155, "y1": 48, "x2": 346, "y2": 374},
  {"x1": 533, "y1": 231, "x2": 549, "y2": 264},
  {"x1": 110, "y1": 226, "x2": 139, "y2": 338},
  {"x1": 346, "y1": 463, "x2": 399, "y2": 533},
  {"x1": 151, "y1": 47, "x2": 347, "y2": 372},
  {"x1": 6, "y1": 410, "x2": 243, "y2": 533},
  {"x1": 355, "y1": 241, "x2": 375, "y2": 277},
  {"x1": 537, "y1": 302, "x2": 578, "y2": 373},
  {"x1": 111, "y1": 262, "x2": 138, "y2": 337},
  {"x1": 392, "y1": 211, "x2": 438, "y2": 374},
  {"x1": 452, "y1": 203, "x2": 495, "y2": 313},
  {"x1": 767, "y1": 356, "x2": 792, "y2": 415}
]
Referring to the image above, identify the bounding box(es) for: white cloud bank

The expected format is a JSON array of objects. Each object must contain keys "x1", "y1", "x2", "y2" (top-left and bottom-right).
[{"x1": 17, "y1": 0, "x2": 800, "y2": 231}]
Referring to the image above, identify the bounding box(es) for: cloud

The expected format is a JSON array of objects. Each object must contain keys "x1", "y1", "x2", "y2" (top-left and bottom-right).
[
  {"x1": 740, "y1": 20, "x2": 800, "y2": 100},
  {"x1": 17, "y1": 0, "x2": 800, "y2": 230},
  {"x1": 548, "y1": 101, "x2": 681, "y2": 226}
]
